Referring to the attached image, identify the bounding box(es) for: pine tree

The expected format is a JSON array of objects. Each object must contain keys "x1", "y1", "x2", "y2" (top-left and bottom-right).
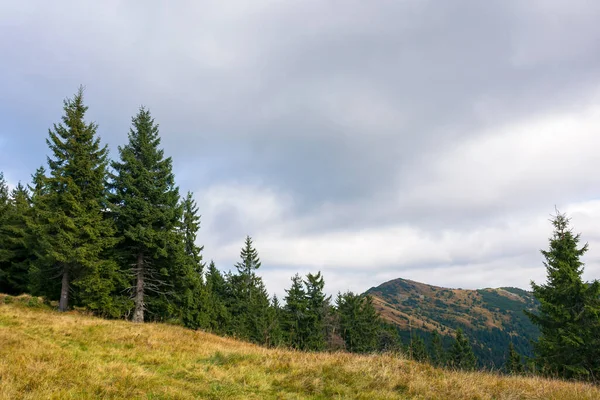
[
  {"x1": 27, "y1": 167, "x2": 57, "y2": 298},
  {"x1": 448, "y1": 328, "x2": 477, "y2": 370},
  {"x1": 336, "y1": 292, "x2": 381, "y2": 353},
  {"x1": 376, "y1": 323, "x2": 402, "y2": 353},
  {"x1": 525, "y1": 211, "x2": 600, "y2": 381},
  {"x1": 29, "y1": 88, "x2": 117, "y2": 312},
  {"x1": 205, "y1": 261, "x2": 231, "y2": 333},
  {"x1": 303, "y1": 272, "x2": 330, "y2": 351},
  {"x1": 172, "y1": 192, "x2": 207, "y2": 329},
  {"x1": 110, "y1": 107, "x2": 181, "y2": 323},
  {"x1": 505, "y1": 342, "x2": 524, "y2": 375},
  {"x1": 182, "y1": 191, "x2": 204, "y2": 275},
  {"x1": 409, "y1": 335, "x2": 428, "y2": 362},
  {"x1": 430, "y1": 330, "x2": 446, "y2": 367},
  {"x1": 283, "y1": 273, "x2": 308, "y2": 349},
  {"x1": 0, "y1": 173, "x2": 13, "y2": 291},
  {"x1": 0, "y1": 183, "x2": 32, "y2": 295},
  {"x1": 228, "y1": 236, "x2": 270, "y2": 343},
  {"x1": 0, "y1": 172, "x2": 8, "y2": 218},
  {"x1": 266, "y1": 295, "x2": 284, "y2": 347}
]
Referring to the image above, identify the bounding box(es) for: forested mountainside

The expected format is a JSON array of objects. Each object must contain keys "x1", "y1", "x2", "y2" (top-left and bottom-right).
[{"x1": 366, "y1": 278, "x2": 539, "y2": 369}]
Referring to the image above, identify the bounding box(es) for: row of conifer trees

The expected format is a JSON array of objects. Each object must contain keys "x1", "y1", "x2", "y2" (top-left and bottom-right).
[{"x1": 0, "y1": 88, "x2": 397, "y2": 355}]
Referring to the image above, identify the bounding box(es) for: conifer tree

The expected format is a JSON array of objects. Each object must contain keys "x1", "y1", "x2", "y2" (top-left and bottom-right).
[
  {"x1": 505, "y1": 342, "x2": 524, "y2": 375},
  {"x1": 0, "y1": 172, "x2": 8, "y2": 219},
  {"x1": 430, "y1": 330, "x2": 446, "y2": 367},
  {"x1": 182, "y1": 191, "x2": 204, "y2": 275},
  {"x1": 171, "y1": 191, "x2": 207, "y2": 329},
  {"x1": 283, "y1": 273, "x2": 308, "y2": 348},
  {"x1": 525, "y1": 211, "x2": 600, "y2": 381},
  {"x1": 110, "y1": 107, "x2": 181, "y2": 323},
  {"x1": 0, "y1": 183, "x2": 32, "y2": 295},
  {"x1": 409, "y1": 335, "x2": 428, "y2": 362},
  {"x1": 0, "y1": 173, "x2": 13, "y2": 291},
  {"x1": 27, "y1": 167, "x2": 56, "y2": 298},
  {"x1": 448, "y1": 328, "x2": 477, "y2": 370},
  {"x1": 336, "y1": 292, "x2": 381, "y2": 353},
  {"x1": 376, "y1": 323, "x2": 402, "y2": 353},
  {"x1": 228, "y1": 236, "x2": 270, "y2": 343},
  {"x1": 265, "y1": 295, "x2": 284, "y2": 347},
  {"x1": 303, "y1": 272, "x2": 330, "y2": 351},
  {"x1": 205, "y1": 261, "x2": 231, "y2": 333},
  {"x1": 29, "y1": 88, "x2": 116, "y2": 312}
]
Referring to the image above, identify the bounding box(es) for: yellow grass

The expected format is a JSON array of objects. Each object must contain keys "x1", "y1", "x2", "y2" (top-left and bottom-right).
[{"x1": 1, "y1": 297, "x2": 598, "y2": 399}]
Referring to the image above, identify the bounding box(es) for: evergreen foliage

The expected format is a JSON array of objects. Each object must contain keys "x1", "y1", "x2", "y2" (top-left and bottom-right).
[
  {"x1": 337, "y1": 292, "x2": 381, "y2": 353},
  {"x1": 170, "y1": 191, "x2": 207, "y2": 329},
  {"x1": 448, "y1": 328, "x2": 477, "y2": 370},
  {"x1": 283, "y1": 273, "x2": 308, "y2": 349},
  {"x1": 227, "y1": 236, "x2": 271, "y2": 344},
  {"x1": 0, "y1": 173, "x2": 14, "y2": 292},
  {"x1": 409, "y1": 335, "x2": 428, "y2": 362},
  {"x1": 182, "y1": 191, "x2": 204, "y2": 275},
  {"x1": 430, "y1": 330, "x2": 446, "y2": 367},
  {"x1": 525, "y1": 211, "x2": 600, "y2": 381},
  {"x1": 205, "y1": 261, "x2": 231, "y2": 333},
  {"x1": 265, "y1": 294, "x2": 284, "y2": 347},
  {"x1": 303, "y1": 272, "x2": 330, "y2": 351},
  {"x1": 0, "y1": 183, "x2": 32, "y2": 295},
  {"x1": 505, "y1": 342, "x2": 524, "y2": 375},
  {"x1": 110, "y1": 107, "x2": 181, "y2": 323},
  {"x1": 28, "y1": 88, "x2": 117, "y2": 313}
]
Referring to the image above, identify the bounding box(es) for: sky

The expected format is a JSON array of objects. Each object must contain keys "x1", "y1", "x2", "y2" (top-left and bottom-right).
[{"x1": 2, "y1": 1, "x2": 600, "y2": 299}]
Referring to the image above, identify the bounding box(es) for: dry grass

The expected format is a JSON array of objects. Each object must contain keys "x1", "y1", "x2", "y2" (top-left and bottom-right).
[{"x1": 1, "y1": 298, "x2": 599, "y2": 399}]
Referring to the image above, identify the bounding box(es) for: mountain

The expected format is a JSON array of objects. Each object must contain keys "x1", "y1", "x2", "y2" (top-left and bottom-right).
[
  {"x1": 365, "y1": 278, "x2": 539, "y2": 369},
  {"x1": 2, "y1": 294, "x2": 598, "y2": 399}
]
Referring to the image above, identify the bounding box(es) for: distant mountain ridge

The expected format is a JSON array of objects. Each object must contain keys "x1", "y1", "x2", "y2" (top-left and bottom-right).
[{"x1": 365, "y1": 278, "x2": 539, "y2": 368}]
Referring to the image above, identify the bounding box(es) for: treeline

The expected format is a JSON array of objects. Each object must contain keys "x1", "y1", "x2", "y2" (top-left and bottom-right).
[{"x1": 0, "y1": 88, "x2": 388, "y2": 356}]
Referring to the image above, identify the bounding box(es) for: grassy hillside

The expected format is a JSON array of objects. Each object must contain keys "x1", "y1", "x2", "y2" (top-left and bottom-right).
[
  {"x1": 366, "y1": 278, "x2": 539, "y2": 368},
  {"x1": 1, "y1": 295, "x2": 599, "y2": 399}
]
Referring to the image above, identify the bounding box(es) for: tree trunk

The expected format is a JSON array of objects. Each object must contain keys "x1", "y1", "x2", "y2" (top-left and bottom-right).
[
  {"x1": 132, "y1": 252, "x2": 145, "y2": 323},
  {"x1": 59, "y1": 269, "x2": 69, "y2": 312}
]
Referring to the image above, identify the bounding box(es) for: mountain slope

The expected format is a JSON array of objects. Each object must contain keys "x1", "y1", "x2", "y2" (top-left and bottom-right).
[
  {"x1": 366, "y1": 278, "x2": 539, "y2": 368},
  {"x1": 1, "y1": 295, "x2": 598, "y2": 400}
]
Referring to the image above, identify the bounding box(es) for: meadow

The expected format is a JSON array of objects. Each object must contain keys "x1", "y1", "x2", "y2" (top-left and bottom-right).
[{"x1": 1, "y1": 295, "x2": 598, "y2": 400}]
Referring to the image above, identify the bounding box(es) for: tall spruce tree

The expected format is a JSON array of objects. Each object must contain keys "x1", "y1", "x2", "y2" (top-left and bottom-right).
[
  {"x1": 182, "y1": 191, "x2": 204, "y2": 275},
  {"x1": 227, "y1": 236, "x2": 271, "y2": 343},
  {"x1": 0, "y1": 183, "x2": 32, "y2": 295},
  {"x1": 110, "y1": 107, "x2": 181, "y2": 323},
  {"x1": 172, "y1": 191, "x2": 206, "y2": 329},
  {"x1": 525, "y1": 211, "x2": 600, "y2": 381},
  {"x1": 205, "y1": 260, "x2": 231, "y2": 333},
  {"x1": 336, "y1": 292, "x2": 381, "y2": 353},
  {"x1": 303, "y1": 272, "x2": 330, "y2": 351},
  {"x1": 27, "y1": 167, "x2": 56, "y2": 298},
  {"x1": 447, "y1": 328, "x2": 477, "y2": 370},
  {"x1": 29, "y1": 88, "x2": 116, "y2": 312},
  {"x1": 283, "y1": 273, "x2": 308, "y2": 349},
  {"x1": 0, "y1": 173, "x2": 12, "y2": 291},
  {"x1": 0, "y1": 172, "x2": 8, "y2": 218},
  {"x1": 266, "y1": 295, "x2": 284, "y2": 347}
]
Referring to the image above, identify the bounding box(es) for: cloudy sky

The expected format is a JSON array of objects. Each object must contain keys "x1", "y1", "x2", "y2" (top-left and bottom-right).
[{"x1": 2, "y1": 1, "x2": 600, "y2": 298}]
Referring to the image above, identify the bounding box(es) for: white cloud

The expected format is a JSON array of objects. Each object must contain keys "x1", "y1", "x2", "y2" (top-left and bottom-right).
[{"x1": 402, "y1": 93, "x2": 600, "y2": 214}]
